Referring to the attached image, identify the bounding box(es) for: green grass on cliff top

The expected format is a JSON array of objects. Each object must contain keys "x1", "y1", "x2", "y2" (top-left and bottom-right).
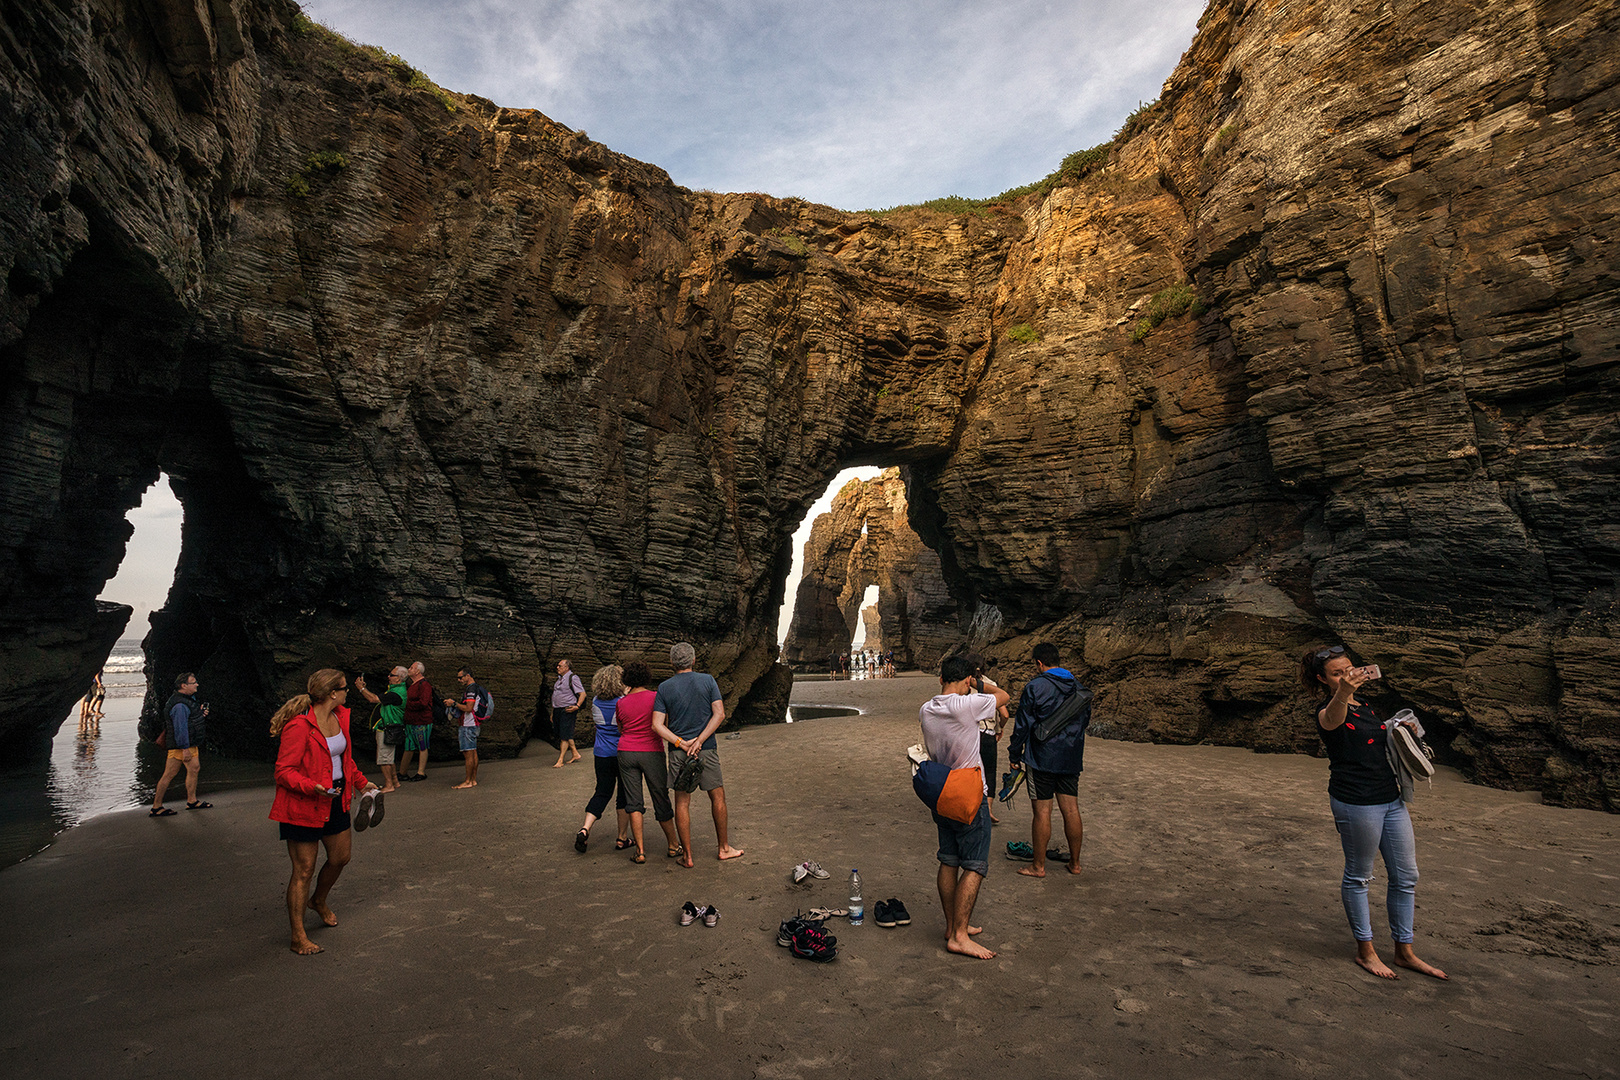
[
  {"x1": 291, "y1": 11, "x2": 458, "y2": 113},
  {"x1": 860, "y1": 99, "x2": 1162, "y2": 218}
]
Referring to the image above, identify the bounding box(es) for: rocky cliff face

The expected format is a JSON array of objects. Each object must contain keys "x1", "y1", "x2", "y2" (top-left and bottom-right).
[
  {"x1": 782, "y1": 469, "x2": 960, "y2": 671},
  {"x1": 2, "y1": 0, "x2": 1617, "y2": 807}
]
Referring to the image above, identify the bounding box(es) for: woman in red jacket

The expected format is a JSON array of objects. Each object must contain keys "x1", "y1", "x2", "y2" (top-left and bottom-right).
[{"x1": 269, "y1": 668, "x2": 377, "y2": 955}]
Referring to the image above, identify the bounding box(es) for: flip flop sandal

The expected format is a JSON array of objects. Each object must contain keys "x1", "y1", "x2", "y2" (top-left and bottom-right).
[
  {"x1": 615, "y1": 837, "x2": 634, "y2": 850},
  {"x1": 630, "y1": 852, "x2": 647, "y2": 864},
  {"x1": 185, "y1": 801, "x2": 213, "y2": 810},
  {"x1": 150, "y1": 806, "x2": 177, "y2": 817},
  {"x1": 667, "y1": 845, "x2": 685, "y2": 859},
  {"x1": 808, "y1": 907, "x2": 849, "y2": 920},
  {"x1": 574, "y1": 829, "x2": 589, "y2": 853}
]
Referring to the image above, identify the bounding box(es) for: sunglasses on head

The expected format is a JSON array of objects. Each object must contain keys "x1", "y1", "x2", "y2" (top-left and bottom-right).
[{"x1": 1314, "y1": 645, "x2": 1346, "y2": 660}]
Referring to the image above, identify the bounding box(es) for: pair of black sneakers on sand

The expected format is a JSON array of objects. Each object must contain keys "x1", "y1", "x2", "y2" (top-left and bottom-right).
[{"x1": 872, "y1": 898, "x2": 911, "y2": 928}]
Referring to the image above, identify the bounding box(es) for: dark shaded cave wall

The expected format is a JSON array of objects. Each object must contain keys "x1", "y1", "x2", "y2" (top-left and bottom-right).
[{"x1": 1, "y1": 0, "x2": 1618, "y2": 809}]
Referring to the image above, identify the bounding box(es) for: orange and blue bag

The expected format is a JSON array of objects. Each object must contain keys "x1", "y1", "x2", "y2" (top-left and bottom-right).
[{"x1": 912, "y1": 759, "x2": 984, "y2": 824}]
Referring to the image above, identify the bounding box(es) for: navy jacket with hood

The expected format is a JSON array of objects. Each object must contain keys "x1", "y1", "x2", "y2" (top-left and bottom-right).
[{"x1": 1008, "y1": 668, "x2": 1090, "y2": 774}]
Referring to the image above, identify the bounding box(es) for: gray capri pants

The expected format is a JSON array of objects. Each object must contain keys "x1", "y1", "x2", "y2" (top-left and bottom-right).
[{"x1": 617, "y1": 750, "x2": 674, "y2": 822}]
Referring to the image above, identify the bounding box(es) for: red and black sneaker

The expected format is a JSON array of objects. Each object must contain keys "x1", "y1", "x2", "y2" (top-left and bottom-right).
[{"x1": 788, "y1": 921, "x2": 838, "y2": 963}]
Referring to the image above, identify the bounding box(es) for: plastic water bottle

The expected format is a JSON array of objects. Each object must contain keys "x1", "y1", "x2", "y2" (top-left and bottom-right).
[{"x1": 848, "y1": 868, "x2": 863, "y2": 925}]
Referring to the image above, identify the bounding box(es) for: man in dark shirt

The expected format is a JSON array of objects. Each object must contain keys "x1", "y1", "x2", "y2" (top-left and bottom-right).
[
  {"x1": 151, "y1": 671, "x2": 208, "y2": 815},
  {"x1": 651, "y1": 642, "x2": 743, "y2": 866},
  {"x1": 1008, "y1": 643, "x2": 1089, "y2": 879},
  {"x1": 402, "y1": 661, "x2": 435, "y2": 781}
]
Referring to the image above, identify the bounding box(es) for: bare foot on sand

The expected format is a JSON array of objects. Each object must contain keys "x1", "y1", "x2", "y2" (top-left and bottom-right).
[
  {"x1": 1067, "y1": 863, "x2": 1084, "y2": 875},
  {"x1": 552, "y1": 761, "x2": 566, "y2": 768},
  {"x1": 1394, "y1": 948, "x2": 1448, "y2": 980},
  {"x1": 453, "y1": 781, "x2": 478, "y2": 788},
  {"x1": 570, "y1": 754, "x2": 583, "y2": 763},
  {"x1": 718, "y1": 846, "x2": 745, "y2": 861},
  {"x1": 308, "y1": 899, "x2": 338, "y2": 927},
  {"x1": 679, "y1": 853, "x2": 695, "y2": 868},
  {"x1": 1355, "y1": 947, "x2": 1399, "y2": 980},
  {"x1": 291, "y1": 938, "x2": 323, "y2": 955},
  {"x1": 379, "y1": 786, "x2": 399, "y2": 793},
  {"x1": 946, "y1": 936, "x2": 997, "y2": 959},
  {"x1": 1017, "y1": 866, "x2": 1046, "y2": 878}
]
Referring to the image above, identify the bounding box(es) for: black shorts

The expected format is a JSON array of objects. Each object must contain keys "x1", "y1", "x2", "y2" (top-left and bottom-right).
[
  {"x1": 1029, "y1": 769, "x2": 1078, "y2": 800},
  {"x1": 278, "y1": 779, "x2": 350, "y2": 842}
]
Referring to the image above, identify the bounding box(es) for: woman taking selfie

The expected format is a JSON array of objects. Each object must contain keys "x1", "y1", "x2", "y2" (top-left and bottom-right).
[
  {"x1": 1302, "y1": 645, "x2": 1446, "y2": 981},
  {"x1": 269, "y1": 668, "x2": 378, "y2": 955}
]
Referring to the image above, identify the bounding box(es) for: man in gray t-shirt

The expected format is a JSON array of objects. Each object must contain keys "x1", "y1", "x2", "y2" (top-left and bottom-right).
[{"x1": 652, "y1": 642, "x2": 744, "y2": 865}]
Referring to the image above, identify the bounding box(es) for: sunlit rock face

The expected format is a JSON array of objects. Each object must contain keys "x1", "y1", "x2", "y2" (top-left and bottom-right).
[
  {"x1": 1, "y1": 0, "x2": 1617, "y2": 807},
  {"x1": 782, "y1": 470, "x2": 961, "y2": 672}
]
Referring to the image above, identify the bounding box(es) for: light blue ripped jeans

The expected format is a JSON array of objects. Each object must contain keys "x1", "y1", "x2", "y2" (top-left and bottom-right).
[{"x1": 1329, "y1": 796, "x2": 1419, "y2": 944}]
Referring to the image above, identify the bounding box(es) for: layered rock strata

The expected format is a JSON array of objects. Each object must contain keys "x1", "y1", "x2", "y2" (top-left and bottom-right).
[
  {"x1": 782, "y1": 470, "x2": 960, "y2": 671},
  {"x1": 1, "y1": 0, "x2": 1617, "y2": 807}
]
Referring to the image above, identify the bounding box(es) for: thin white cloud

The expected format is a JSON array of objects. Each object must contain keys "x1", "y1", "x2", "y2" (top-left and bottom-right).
[{"x1": 298, "y1": 0, "x2": 1205, "y2": 208}]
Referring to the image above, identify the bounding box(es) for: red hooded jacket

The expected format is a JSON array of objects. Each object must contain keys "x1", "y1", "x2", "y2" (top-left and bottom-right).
[{"x1": 269, "y1": 706, "x2": 369, "y2": 828}]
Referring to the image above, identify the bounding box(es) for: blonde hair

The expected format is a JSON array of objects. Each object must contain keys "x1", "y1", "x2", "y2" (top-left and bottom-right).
[
  {"x1": 269, "y1": 668, "x2": 348, "y2": 736},
  {"x1": 591, "y1": 664, "x2": 625, "y2": 700}
]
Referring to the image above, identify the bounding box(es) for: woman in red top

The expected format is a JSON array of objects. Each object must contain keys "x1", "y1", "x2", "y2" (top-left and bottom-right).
[
  {"x1": 269, "y1": 668, "x2": 377, "y2": 955},
  {"x1": 613, "y1": 661, "x2": 681, "y2": 863}
]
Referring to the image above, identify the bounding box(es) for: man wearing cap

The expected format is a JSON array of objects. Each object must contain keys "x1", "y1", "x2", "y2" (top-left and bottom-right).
[{"x1": 651, "y1": 642, "x2": 743, "y2": 866}]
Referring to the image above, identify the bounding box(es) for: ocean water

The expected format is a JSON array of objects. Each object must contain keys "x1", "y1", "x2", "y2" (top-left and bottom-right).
[{"x1": 0, "y1": 641, "x2": 271, "y2": 868}]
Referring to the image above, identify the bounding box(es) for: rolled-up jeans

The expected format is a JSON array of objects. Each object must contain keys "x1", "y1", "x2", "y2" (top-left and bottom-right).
[{"x1": 1330, "y1": 796, "x2": 1419, "y2": 944}]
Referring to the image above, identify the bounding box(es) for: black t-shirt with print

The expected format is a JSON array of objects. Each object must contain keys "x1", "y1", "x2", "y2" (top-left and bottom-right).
[{"x1": 1317, "y1": 699, "x2": 1400, "y2": 805}]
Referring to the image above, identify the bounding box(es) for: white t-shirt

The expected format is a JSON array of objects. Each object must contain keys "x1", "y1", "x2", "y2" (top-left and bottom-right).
[
  {"x1": 326, "y1": 732, "x2": 346, "y2": 782},
  {"x1": 918, "y1": 691, "x2": 995, "y2": 794}
]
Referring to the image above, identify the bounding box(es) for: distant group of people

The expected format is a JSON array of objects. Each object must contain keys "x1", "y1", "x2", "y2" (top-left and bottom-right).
[
  {"x1": 346, "y1": 661, "x2": 490, "y2": 793},
  {"x1": 828, "y1": 648, "x2": 894, "y2": 679}
]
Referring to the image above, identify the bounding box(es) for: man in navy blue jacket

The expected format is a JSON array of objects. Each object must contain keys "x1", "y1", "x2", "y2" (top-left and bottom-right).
[{"x1": 1007, "y1": 643, "x2": 1090, "y2": 878}]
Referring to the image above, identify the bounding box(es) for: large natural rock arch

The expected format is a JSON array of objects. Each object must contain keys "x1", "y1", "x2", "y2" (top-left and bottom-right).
[
  {"x1": 782, "y1": 469, "x2": 961, "y2": 672},
  {"x1": 2, "y1": 0, "x2": 1617, "y2": 808}
]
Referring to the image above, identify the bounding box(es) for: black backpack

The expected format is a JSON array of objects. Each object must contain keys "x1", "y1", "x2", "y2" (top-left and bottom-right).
[{"x1": 427, "y1": 681, "x2": 454, "y2": 725}]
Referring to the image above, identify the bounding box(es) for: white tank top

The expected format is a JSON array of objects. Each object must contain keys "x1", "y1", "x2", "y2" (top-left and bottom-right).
[{"x1": 326, "y1": 732, "x2": 346, "y2": 782}]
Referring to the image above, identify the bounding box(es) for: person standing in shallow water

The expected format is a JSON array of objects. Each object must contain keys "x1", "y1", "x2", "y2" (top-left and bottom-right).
[
  {"x1": 269, "y1": 668, "x2": 377, "y2": 955},
  {"x1": 1303, "y1": 644, "x2": 1447, "y2": 981}
]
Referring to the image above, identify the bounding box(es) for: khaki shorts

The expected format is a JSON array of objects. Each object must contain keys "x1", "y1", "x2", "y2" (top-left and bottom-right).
[
  {"x1": 376, "y1": 739, "x2": 397, "y2": 766},
  {"x1": 166, "y1": 748, "x2": 198, "y2": 762}
]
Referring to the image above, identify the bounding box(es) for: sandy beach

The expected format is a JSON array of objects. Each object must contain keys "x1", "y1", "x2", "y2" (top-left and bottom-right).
[{"x1": 1, "y1": 673, "x2": 1615, "y2": 1079}]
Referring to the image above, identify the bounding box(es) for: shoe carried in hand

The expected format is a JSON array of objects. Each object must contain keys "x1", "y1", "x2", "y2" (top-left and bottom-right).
[{"x1": 998, "y1": 766, "x2": 1027, "y2": 803}]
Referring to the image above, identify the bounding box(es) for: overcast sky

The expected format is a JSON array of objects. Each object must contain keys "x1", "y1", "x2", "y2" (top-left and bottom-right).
[
  {"x1": 101, "y1": 2, "x2": 1207, "y2": 639},
  {"x1": 299, "y1": 0, "x2": 1206, "y2": 209}
]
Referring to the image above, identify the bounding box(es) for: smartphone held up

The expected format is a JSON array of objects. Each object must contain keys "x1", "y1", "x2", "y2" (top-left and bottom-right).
[{"x1": 1348, "y1": 664, "x2": 1382, "y2": 683}]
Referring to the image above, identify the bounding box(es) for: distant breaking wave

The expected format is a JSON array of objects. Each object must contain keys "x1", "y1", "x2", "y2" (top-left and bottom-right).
[{"x1": 102, "y1": 646, "x2": 145, "y2": 674}]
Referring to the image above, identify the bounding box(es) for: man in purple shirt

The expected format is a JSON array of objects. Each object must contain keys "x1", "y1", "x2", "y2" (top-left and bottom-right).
[{"x1": 551, "y1": 659, "x2": 586, "y2": 767}]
